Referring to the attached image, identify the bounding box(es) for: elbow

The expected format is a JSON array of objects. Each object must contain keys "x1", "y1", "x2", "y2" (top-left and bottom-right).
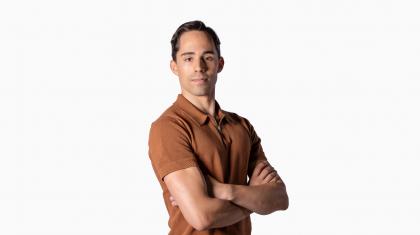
[
  {"x1": 261, "y1": 186, "x2": 289, "y2": 215},
  {"x1": 276, "y1": 183, "x2": 289, "y2": 211},
  {"x1": 180, "y1": 197, "x2": 219, "y2": 231},
  {"x1": 191, "y1": 222, "x2": 208, "y2": 232},
  {"x1": 189, "y1": 212, "x2": 212, "y2": 231},
  {"x1": 277, "y1": 184, "x2": 289, "y2": 211},
  {"x1": 253, "y1": 184, "x2": 289, "y2": 215},
  {"x1": 259, "y1": 194, "x2": 288, "y2": 215},
  {"x1": 278, "y1": 193, "x2": 289, "y2": 211},
  {"x1": 183, "y1": 206, "x2": 213, "y2": 231}
]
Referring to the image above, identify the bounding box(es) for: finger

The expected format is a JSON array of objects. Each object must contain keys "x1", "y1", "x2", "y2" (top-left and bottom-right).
[
  {"x1": 269, "y1": 174, "x2": 280, "y2": 183},
  {"x1": 263, "y1": 171, "x2": 277, "y2": 183},
  {"x1": 252, "y1": 161, "x2": 268, "y2": 177},
  {"x1": 169, "y1": 195, "x2": 178, "y2": 206},
  {"x1": 275, "y1": 179, "x2": 285, "y2": 185},
  {"x1": 273, "y1": 175, "x2": 284, "y2": 184},
  {"x1": 259, "y1": 165, "x2": 275, "y2": 178},
  {"x1": 276, "y1": 176, "x2": 284, "y2": 184}
]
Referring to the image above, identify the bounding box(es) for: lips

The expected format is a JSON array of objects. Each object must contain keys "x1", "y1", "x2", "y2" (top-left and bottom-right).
[
  {"x1": 191, "y1": 78, "x2": 208, "y2": 85},
  {"x1": 192, "y1": 77, "x2": 207, "y2": 80}
]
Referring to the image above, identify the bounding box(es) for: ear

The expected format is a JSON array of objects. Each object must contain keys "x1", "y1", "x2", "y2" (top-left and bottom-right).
[
  {"x1": 170, "y1": 60, "x2": 179, "y2": 76},
  {"x1": 217, "y1": 56, "x2": 224, "y2": 73}
]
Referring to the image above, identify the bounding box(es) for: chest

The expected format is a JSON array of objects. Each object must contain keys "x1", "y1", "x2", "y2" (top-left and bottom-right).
[{"x1": 190, "y1": 121, "x2": 251, "y2": 184}]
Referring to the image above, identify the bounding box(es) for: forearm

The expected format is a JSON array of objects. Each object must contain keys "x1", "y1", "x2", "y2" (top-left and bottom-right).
[
  {"x1": 223, "y1": 182, "x2": 289, "y2": 215},
  {"x1": 200, "y1": 197, "x2": 251, "y2": 230}
]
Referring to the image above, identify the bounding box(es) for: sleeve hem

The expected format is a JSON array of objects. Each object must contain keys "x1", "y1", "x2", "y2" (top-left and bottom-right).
[{"x1": 157, "y1": 159, "x2": 199, "y2": 182}]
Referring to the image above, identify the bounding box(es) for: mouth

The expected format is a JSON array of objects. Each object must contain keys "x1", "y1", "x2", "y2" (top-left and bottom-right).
[{"x1": 191, "y1": 78, "x2": 208, "y2": 84}]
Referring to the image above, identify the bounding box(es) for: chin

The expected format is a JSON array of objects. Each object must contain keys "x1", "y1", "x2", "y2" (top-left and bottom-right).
[
  {"x1": 192, "y1": 92, "x2": 210, "y2": 97},
  {"x1": 188, "y1": 88, "x2": 211, "y2": 97}
]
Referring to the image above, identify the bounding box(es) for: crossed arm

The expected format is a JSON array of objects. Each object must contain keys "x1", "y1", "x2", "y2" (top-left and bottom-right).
[{"x1": 163, "y1": 161, "x2": 288, "y2": 231}]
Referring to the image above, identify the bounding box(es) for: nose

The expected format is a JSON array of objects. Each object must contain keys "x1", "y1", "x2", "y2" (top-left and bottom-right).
[{"x1": 194, "y1": 57, "x2": 207, "y2": 72}]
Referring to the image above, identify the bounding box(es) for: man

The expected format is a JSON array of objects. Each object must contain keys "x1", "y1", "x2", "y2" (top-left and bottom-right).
[{"x1": 148, "y1": 20, "x2": 288, "y2": 235}]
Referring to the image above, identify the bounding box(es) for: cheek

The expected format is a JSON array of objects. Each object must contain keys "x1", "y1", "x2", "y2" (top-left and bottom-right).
[
  {"x1": 178, "y1": 69, "x2": 190, "y2": 79},
  {"x1": 179, "y1": 64, "x2": 193, "y2": 74},
  {"x1": 208, "y1": 62, "x2": 219, "y2": 71}
]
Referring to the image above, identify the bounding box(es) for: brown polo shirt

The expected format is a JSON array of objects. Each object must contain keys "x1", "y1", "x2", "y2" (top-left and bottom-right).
[{"x1": 148, "y1": 94, "x2": 267, "y2": 235}]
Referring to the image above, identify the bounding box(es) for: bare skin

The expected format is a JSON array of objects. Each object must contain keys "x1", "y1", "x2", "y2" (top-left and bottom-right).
[
  {"x1": 207, "y1": 163, "x2": 288, "y2": 215},
  {"x1": 170, "y1": 161, "x2": 282, "y2": 205},
  {"x1": 164, "y1": 30, "x2": 288, "y2": 230},
  {"x1": 170, "y1": 161, "x2": 289, "y2": 215},
  {"x1": 164, "y1": 167, "x2": 252, "y2": 231},
  {"x1": 170, "y1": 30, "x2": 224, "y2": 117}
]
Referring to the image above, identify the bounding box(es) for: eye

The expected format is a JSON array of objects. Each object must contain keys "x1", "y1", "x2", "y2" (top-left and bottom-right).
[
  {"x1": 205, "y1": 56, "x2": 214, "y2": 61},
  {"x1": 184, "y1": 57, "x2": 193, "y2": 62}
]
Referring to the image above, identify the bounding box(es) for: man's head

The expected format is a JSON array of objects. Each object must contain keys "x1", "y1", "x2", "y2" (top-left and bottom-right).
[
  {"x1": 170, "y1": 20, "x2": 221, "y2": 61},
  {"x1": 170, "y1": 20, "x2": 224, "y2": 98}
]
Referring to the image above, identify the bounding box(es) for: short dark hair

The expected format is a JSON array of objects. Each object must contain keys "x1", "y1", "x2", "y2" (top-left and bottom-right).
[{"x1": 170, "y1": 20, "x2": 221, "y2": 61}]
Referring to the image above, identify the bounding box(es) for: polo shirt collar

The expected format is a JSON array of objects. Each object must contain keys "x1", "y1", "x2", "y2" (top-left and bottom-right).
[{"x1": 175, "y1": 94, "x2": 226, "y2": 126}]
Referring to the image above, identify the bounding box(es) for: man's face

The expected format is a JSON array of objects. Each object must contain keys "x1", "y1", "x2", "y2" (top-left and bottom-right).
[{"x1": 170, "y1": 30, "x2": 224, "y2": 97}]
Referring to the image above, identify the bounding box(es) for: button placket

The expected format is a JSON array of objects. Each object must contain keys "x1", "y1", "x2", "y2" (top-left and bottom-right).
[{"x1": 210, "y1": 116, "x2": 226, "y2": 147}]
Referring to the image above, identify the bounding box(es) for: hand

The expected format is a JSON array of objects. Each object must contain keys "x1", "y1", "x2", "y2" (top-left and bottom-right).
[
  {"x1": 169, "y1": 194, "x2": 178, "y2": 207},
  {"x1": 206, "y1": 174, "x2": 232, "y2": 201},
  {"x1": 249, "y1": 161, "x2": 282, "y2": 186},
  {"x1": 169, "y1": 162, "x2": 283, "y2": 207}
]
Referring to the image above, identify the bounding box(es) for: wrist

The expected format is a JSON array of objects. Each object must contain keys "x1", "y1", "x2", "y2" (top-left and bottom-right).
[
  {"x1": 214, "y1": 182, "x2": 234, "y2": 201},
  {"x1": 223, "y1": 183, "x2": 235, "y2": 201}
]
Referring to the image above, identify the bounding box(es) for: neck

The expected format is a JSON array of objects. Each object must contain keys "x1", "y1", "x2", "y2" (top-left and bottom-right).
[{"x1": 181, "y1": 91, "x2": 216, "y2": 117}]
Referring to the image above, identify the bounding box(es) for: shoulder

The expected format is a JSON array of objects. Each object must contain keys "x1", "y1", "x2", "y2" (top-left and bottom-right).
[
  {"x1": 149, "y1": 105, "x2": 192, "y2": 139},
  {"x1": 222, "y1": 108, "x2": 252, "y2": 126},
  {"x1": 223, "y1": 109, "x2": 254, "y2": 133}
]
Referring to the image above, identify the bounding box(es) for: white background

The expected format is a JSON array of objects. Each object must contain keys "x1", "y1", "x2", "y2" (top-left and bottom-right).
[{"x1": 1, "y1": 0, "x2": 419, "y2": 234}]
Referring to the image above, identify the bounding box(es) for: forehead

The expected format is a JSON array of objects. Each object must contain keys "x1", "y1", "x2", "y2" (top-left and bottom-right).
[{"x1": 178, "y1": 30, "x2": 216, "y2": 53}]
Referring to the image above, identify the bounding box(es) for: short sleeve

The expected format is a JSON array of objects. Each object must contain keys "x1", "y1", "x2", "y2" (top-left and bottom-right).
[
  {"x1": 242, "y1": 118, "x2": 268, "y2": 177},
  {"x1": 148, "y1": 118, "x2": 199, "y2": 182}
]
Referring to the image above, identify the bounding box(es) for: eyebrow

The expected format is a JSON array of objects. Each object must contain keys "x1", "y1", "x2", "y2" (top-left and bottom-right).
[{"x1": 180, "y1": 51, "x2": 215, "y2": 57}]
